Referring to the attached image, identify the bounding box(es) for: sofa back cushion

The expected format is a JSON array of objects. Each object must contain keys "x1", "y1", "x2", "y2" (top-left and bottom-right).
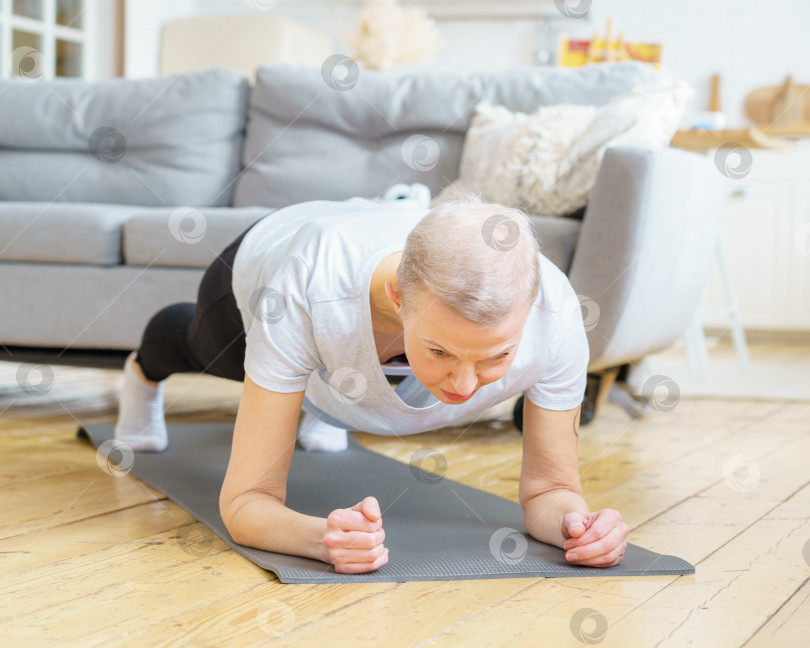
[
  {"x1": 0, "y1": 68, "x2": 249, "y2": 207},
  {"x1": 233, "y1": 61, "x2": 662, "y2": 208}
]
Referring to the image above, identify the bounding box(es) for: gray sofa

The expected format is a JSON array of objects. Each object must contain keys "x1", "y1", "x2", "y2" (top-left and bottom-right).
[{"x1": 0, "y1": 61, "x2": 723, "y2": 422}]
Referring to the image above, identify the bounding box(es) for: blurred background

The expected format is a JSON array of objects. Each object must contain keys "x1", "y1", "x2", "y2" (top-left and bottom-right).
[
  {"x1": 2, "y1": 0, "x2": 809, "y2": 400},
  {"x1": 3, "y1": 0, "x2": 809, "y2": 127}
]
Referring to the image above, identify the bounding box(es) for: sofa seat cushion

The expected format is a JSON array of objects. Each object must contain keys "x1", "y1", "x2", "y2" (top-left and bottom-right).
[
  {"x1": 123, "y1": 207, "x2": 273, "y2": 269},
  {"x1": 0, "y1": 262, "x2": 203, "y2": 349},
  {"x1": 123, "y1": 207, "x2": 580, "y2": 272},
  {"x1": 526, "y1": 214, "x2": 582, "y2": 274},
  {"x1": 0, "y1": 202, "x2": 140, "y2": 265}
]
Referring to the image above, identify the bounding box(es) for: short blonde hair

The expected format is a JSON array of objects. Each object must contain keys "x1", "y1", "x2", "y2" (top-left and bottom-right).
[{"x1": 397, "y1": 186, "x2": 541, "y2": 328}]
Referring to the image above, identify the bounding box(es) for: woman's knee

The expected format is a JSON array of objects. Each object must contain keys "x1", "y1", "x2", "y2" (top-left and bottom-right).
[
  {"x1": 142, "y1": 302, "x2": 196, "y2": 341},
  {"x1": 137, "y1": 302, "x2": 201, "y2": 381}
]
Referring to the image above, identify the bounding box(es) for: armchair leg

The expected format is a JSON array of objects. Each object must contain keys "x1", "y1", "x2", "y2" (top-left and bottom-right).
[
  {"x1": 607, "y1": 381, "x2": 652, "y2": 419},
  {"x1": 592, "y1": 367, "x2": 619, "y2": 415},
  {"x1": 607, "y1": 362, "x2": 654, "y2": 420},
  {"x1": 517, "y1": 362, "x2": 676, "y2": 425}
]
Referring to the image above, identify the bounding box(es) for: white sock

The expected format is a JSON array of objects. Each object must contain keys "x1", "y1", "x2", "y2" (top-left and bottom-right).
[
  {"x1": 297, "y1": 409, "x2": 348, "y2": 452},
  {"x1": 113, "y1": 354, "x2": 169, "y2": 452}
]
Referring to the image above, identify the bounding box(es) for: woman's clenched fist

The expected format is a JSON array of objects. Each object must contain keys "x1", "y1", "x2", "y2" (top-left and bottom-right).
[
  {"x1": 324, "y1": 495, "x2": 389, "y2": 574},
  {"x1": 561, "y1": 509, "x2": 629, "y2": 567}
]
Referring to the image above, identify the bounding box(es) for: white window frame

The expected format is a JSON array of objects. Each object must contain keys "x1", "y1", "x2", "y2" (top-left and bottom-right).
[{"x1": 0, "y1": 0, "x2": 96, "y2": 80}]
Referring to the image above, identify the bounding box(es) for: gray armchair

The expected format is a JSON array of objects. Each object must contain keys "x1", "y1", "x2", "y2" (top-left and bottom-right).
[{"x1": 509, "y1": 146, "x2": 723, "y2": 427}]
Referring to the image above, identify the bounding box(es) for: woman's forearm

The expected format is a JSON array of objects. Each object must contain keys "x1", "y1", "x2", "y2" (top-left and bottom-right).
[
  {"x1": 224, "y1": 491, "x2": 330, "y2": 563},
  {"x1": 522, "y1": 488, "x2": 590, "y2": 548}
]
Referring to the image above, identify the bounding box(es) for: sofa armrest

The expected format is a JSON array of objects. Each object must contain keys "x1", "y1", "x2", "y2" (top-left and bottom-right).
[{"x1": 567, "y1": 146, "x2": 725, "y2": 372}]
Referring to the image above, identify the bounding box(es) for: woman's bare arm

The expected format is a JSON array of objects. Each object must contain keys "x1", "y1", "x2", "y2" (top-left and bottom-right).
[
  {"x1": 219, "y1": 374, "x2": 389, "y2": 573},
  {"x1": 519, "y1": 397, "x2": 589, "y2": 549},
  {"x1": 519, "y1": 396, "x2": 629, "y2": 567},
  {"x1": 219, "y1": 374, "x2": 330, "y2": 563}
]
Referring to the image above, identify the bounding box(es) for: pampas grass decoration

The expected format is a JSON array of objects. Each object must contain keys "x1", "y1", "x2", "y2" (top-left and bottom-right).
[{"x1": 342, "y1": 0, "x2": 443, "y2": 72}]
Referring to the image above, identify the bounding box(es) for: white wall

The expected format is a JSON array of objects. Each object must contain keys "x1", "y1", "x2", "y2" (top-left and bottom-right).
[
  {"x1": 122, "y1": 0, "x2": 561, "y2": 78},
  {"x1": 119, "y1": 0, "x2": 810, "y2": 126},
  {"x1": 124, "y1": 0, "x2": 197, "y2": 79},
  {"x1": 92, "y1": 0, "x2": 122, "y2": 79}
]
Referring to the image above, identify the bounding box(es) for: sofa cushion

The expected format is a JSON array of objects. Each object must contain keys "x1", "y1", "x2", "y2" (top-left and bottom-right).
[
  {"x1": 123, "y1": 207, "x2": 273, "y2": 268},
  {"x1": 0, "y1": 202, "x2": 139, "y2": 265},
  {"x1": 0, "y1": 68, "x2": 249, "y2": 207},
  {"x1": 438, "y1": 80, "x2": 692, "y2": 218},
  {"x1": 0, "y1": 262, "x2": 204, "y2": 349},
  {"x1": 233, "y1": 61, "x2": 664, "y2": 208},
  {"x1": 122, "y1": 207, "x2": 580, "y2": 272},
  {"x1": 526, "y1": 214, "x2": 582, "y2": 274}
]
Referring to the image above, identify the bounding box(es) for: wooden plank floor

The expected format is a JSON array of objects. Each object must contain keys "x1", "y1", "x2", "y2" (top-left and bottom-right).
[{"x1": 1, "y1": 338, "x2": 808, "y2": 647}]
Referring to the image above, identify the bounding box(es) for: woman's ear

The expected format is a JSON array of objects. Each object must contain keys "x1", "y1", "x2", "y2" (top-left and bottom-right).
[{"x1": 384, "y1": 280, "x2": 403, "y2": 315}]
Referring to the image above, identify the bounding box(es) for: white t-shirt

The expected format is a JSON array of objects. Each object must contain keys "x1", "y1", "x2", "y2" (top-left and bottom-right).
[{"x1": 232, "y1": 197, "x2": 589, "y2": 436}]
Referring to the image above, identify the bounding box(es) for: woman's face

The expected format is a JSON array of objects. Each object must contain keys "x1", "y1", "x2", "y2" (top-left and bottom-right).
[{"x1": 393, "y1": 288, "x2": 529, "y2": 404}]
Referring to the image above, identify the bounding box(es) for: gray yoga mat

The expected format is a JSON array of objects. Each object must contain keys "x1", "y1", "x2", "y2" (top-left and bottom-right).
[{"x1": 76, "y1": 422, "x2": 694, "y2": 584}]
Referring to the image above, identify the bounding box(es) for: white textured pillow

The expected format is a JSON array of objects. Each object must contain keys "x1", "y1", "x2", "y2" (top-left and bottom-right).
[{"x1": 436, "y1": 82, "x2": 694, "y2": 217}]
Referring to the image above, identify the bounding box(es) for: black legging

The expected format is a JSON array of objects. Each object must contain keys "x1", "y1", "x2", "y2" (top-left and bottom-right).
[{"x1": 135, "y1": 219, "x2": 262, "y2": 383}]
